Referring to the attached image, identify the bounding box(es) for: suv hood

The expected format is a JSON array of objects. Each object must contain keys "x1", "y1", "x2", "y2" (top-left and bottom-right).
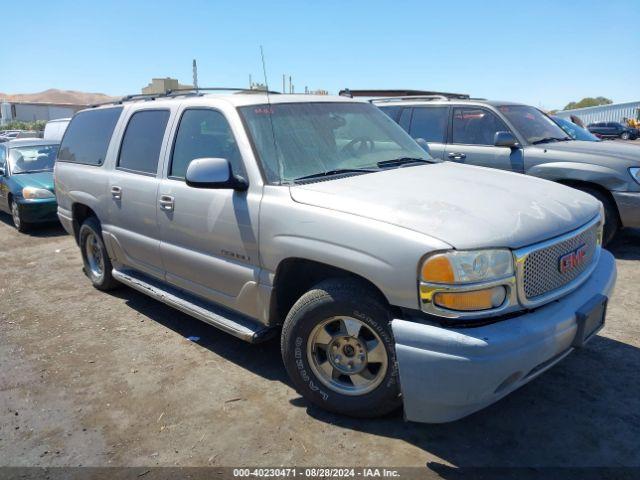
[
  {"x1": 289, "y1": 162, "x2": 599, "y2": 250},
  {"x1": 537, "y1": 140, "x2": 640, "y2": 167}
]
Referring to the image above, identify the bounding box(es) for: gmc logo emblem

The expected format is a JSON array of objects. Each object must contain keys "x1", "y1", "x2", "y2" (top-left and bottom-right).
[{"x1": 559, "y1": 244, "x2": 587, "y2": 274}]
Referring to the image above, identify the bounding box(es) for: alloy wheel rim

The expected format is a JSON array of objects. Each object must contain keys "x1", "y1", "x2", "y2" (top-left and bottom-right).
[
  {"x1": 307, "y1": 316, "x2": 388, "y2": 396},
  {"x1": 85, "y1": 232, "x2": 105, "y2": 279}
]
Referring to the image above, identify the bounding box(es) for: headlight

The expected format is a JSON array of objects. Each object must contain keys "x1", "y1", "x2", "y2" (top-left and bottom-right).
[
  {"x1": 421, "y1": 249, "x2": 513, "y2": 284},
  {"x1": 22, "y1": 187, "x2": 55, "y2": 199},
  {"x1": 630, "y1": 167, "x2": 640, "y2": 185},
  {"x1": 419, "y1": 249, "x2": 515, "y2": 316}
]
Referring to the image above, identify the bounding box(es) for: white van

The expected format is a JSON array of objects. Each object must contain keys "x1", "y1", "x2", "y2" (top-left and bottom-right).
[{"x1": 43, "y1": 118, "x2": 71, "y2": 141}]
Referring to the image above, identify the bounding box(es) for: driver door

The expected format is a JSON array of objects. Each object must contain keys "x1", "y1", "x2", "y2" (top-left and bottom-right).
[
  {"x1": 445, "y1": 107, "x2": 523, "y2": 173},
  {"x1": 157, "y1": 107, "x2": 261, "y2": 316}
]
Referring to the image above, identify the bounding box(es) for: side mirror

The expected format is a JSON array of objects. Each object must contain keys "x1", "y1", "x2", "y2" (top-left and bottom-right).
[
  {"x1": 494, "y1": 131, "x2": 519, "y2": 148},
  {"x1": 185, "y1": 157, "x2": 248, "y2": 191},
  {"x1": 415, "y1": 138, "x2": 431, "y2": 156}
]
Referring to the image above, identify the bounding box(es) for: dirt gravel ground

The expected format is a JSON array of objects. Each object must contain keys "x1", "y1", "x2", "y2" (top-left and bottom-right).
[{"x1": 0, "y1": 215, "x2": 638, "y2": 469}]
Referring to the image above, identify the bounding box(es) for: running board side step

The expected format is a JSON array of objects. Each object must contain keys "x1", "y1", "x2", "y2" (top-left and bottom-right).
[{"x1": 112, "y1": 269, "x2": 276, "y2": 343}]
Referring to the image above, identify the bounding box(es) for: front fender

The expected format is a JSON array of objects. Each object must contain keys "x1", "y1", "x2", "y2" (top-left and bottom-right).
[{"x1": 526, "y1": 162, "x2": 630, "y2": 191}]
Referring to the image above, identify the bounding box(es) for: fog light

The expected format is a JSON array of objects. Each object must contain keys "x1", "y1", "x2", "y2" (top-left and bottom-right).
[{"x1": 433, "y1": 286, "x2": 506, "y2": 311}]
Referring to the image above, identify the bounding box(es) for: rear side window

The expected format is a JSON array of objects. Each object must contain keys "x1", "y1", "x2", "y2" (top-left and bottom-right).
[
  {"x1": 170, "y1": 109, "x2": 243, "y2": 179},
  {"x1": 118, "y1": 110, "x2": 170, "y2": 175},
  {"x1": 409, "y1": 107, "x2": 449, "y2": 142},
  {"x1": 57, "y1": 107, "x2": 123, "y2": 165}
]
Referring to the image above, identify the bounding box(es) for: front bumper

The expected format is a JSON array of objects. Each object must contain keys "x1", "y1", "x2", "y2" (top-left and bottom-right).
[
  {"x1": 392, "y1": 249, "x2": 617, "y2": 424},
  {"x1": 16, "y1": 198, "x2": 59, "y2": 224},
  {"x1": 612, "y1": 191, "x2": 640, "y2": 228}
]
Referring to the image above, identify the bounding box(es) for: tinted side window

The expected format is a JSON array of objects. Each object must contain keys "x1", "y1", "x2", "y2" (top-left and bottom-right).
[
  {"x1": 0, "y1": 145, "x2": 6, "y2": 169},
  {"x1": 379, "y1": 106, "x2": 402, "y2": 123},
  {"x1": 409, "y1": 107, "x2": 449, "y2": 142},
  {"x1": 452, "y1": 108, "x2": 509, "y2": 146},
  {"x1": 58, "y1": 107, "x2": 123, "y2": 165},
  {"x1": 170, "y1": 109, "x2": 243, "y2": 179},
  {"x1": 118, "y1": 110, "x2": 170, "y2": 174}
]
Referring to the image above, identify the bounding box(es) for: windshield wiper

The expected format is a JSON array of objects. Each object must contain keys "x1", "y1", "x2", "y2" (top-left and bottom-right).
[
  {"x1": 293, "y1": 168, "x2": 377, "y2": 182},
  {"x1": 531, "y1": 137, "x2": 572, "y2": 145},
  {"x1": 377, "y1": 157, "x2": 433, "y2": 168}
]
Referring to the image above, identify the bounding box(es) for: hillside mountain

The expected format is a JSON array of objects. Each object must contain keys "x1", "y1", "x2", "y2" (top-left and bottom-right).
[{"x1": 0, "y1": 89, "x2": 119, "y2": 105}]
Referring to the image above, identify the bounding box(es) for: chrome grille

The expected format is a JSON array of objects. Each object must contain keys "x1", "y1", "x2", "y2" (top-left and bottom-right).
[{"x1": 522, "y1": 222, "x2": 599, "y2": 300}]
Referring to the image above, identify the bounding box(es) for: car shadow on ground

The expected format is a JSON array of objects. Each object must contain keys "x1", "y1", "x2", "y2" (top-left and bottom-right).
[
  {"x1": 0, "y1": 212, "x2": 66, "y2": 238},
  {"x1": 608, "y1": 227, "x2": 640, "y2": 260},
  {"x1": 111, "y1": 284, "x2": 640, "y2": 467}
]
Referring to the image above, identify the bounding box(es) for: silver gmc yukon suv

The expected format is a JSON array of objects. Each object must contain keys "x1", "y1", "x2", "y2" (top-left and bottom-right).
[{"x1": 54, "y1": 91, "x2": 617, "y2": 423}]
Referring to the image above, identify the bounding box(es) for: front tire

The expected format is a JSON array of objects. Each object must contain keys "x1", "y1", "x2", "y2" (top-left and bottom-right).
[
  {"x1": 578, "y1": 187, "x2": 620, "y2": 246},
  {"x1": 79, "y1": 217, "x2": 119, "y2": 291},
  {"x1": 10, "y1": 200, "x2": 28, "y2": 233},
  {"x1": 281, "y1": 279, "x2": 401, "y2": 418},
  {"x1": 621, "y1": 132, "x2": 630, "y2": 140}
]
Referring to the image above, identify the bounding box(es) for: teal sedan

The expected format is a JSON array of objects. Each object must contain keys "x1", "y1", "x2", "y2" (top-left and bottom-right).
[{"x1": 0, "y1": 139, "x2": 60, "y2": 232}]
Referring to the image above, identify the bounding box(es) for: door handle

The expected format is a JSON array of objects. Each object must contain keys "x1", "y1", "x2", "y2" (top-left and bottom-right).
[
  {"x1": 159, "y1": 195, "x2": 175, "y2": 211},
  {"x1": 447, "y1": 152, "x2": 466, "y2": 160},
  {"x1": 111, "y1": 186, "x2": 122, "y2": 199}
]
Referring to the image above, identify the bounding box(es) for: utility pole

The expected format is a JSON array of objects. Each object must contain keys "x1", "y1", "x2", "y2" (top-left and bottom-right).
[
  {"x1": 249, "y1": 74, "x2": 252, "y2": 89},
  {"x1": 289, "y1": 76, "x2": 292, "y2": 94},
  {"x1": 282, "y1": 74, "x2": 286, "y2": 94},
  {"x1": 192, "y1": 59, "x2": 198, "y2": 91}
]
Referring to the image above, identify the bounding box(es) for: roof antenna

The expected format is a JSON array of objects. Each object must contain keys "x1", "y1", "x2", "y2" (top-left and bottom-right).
[{"x1": 260, "y1": 46, "x2": 285, "y2": 182}]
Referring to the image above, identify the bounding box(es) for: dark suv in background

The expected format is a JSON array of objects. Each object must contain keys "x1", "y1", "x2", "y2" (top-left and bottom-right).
[{"x1": 587, "y1": 122, "x2": 639, "y2": 140}]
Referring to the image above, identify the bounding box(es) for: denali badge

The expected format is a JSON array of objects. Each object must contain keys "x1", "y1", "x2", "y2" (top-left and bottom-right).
[{"x1": 559, "y1": 244, "x2": 587, "y2": 274}]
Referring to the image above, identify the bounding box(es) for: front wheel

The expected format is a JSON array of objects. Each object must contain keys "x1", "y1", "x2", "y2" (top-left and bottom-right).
[
  {"x1": 620, "y1": 132, "x2": 630, "y2": 140},
  {"x1": 10, "y1": 200, "x2": 28, "y2": 233},
  {"x1": 281, "y1": 279, "x2": 401, "y2": 418},
  {"x1": 578, "y1": 187, "x2": 620, "y2": 246}
]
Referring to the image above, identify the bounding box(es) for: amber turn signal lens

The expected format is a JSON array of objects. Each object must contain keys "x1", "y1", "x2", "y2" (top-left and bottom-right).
[
  {"x1": 433, "y1": 286, "x2": 506, "y2": 312},
  {"x1": 421, "y1": 255, "x2": 455, "y2": 283}
]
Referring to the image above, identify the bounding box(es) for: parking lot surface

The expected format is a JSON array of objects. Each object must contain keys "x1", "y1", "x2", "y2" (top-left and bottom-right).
[{"x1": 0, "y1": 216, "x2": 639, "y2": 468}]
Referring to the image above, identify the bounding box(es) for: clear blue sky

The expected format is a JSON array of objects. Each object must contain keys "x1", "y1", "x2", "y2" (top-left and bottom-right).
[{"x1": 4, "y1": 0, "x2": 639, "y2": 110}]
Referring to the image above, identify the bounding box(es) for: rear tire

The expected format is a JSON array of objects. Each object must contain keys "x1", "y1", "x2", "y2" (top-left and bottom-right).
[
  {"x1": 577, "y1": 187, "x2": 620, "y2": 246},
  {"x1": 10, "y1": 199, "x2": 28, "y2": 233},
  {"x1": 79, "y1": 217, "x2": 119, "y2": 291},
  {"x1": 281, "y1": 279, "x2": 401, "y2": 418}
]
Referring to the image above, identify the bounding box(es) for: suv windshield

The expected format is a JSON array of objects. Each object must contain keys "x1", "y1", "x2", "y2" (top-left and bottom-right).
[
  {"x1": 8, "y1": 145, "x2": 59, "y2": 174},
  {"x1": 239, "y1": 102, "x2": 429, "y2": 183},
  {"x1": 498, "y1": 105, "x2": 570, "y2": 144}
]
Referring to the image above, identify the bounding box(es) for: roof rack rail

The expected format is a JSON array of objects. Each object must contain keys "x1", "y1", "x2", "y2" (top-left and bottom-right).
[
  {"x1": 89, "y1": 87, "x2": 281, "y2": 108},
  {"x1": 339, "y1": 89, "x2": 470, "y2": 100},
  {"x1": 165, "y1": 87, "x2": 282, "y2": 96},
  {"x1": 371, "y1": 95, "x2": 451, "y2": 103}
]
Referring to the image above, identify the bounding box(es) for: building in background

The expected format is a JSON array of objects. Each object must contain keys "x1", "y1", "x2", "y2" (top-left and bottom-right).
[
  {"x1": 142, "y1": 77, "x2": 192, "y2": 95},
  {"x1": 0, "y1": 99, "x2": 83, "y2": 126},
  {"x1": 554, "y1": 101, "x2": 640, "y2": 125}
]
